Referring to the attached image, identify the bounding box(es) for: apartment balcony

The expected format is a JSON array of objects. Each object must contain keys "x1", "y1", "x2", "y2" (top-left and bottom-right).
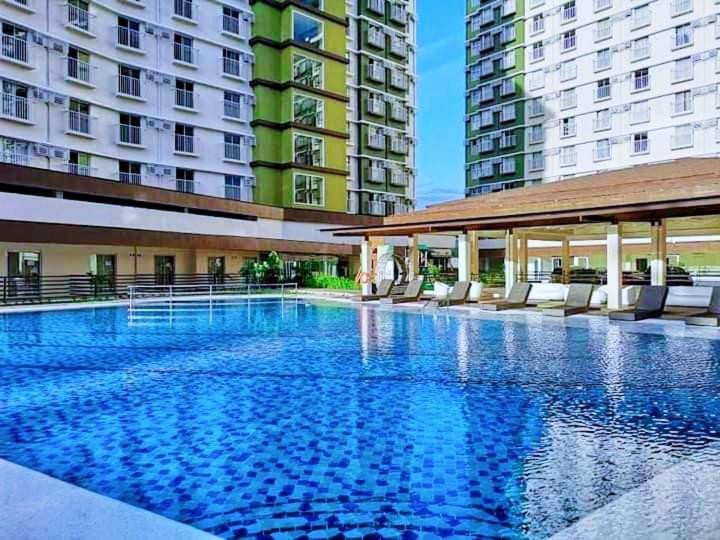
[
  {"x1": 632, "y1": 74, "x2": 650, "y2": 93},
  {"x1": 390, "y1": 71, "x2": 408, "y2": 90},
  {"x1": 1, "y1": 93, "x2": 32, "y2": 123},
  {"x1": 671, "y1": 131, "x2": 693, "y2": 149},
  {"x1": 531, "y1": 18, "x2": 544, "y2": 34},
  {"x1": 223, "y1": 57, "x2": 249, "y2": 80},
  {"x1": 63, "y1": 162, "x2": 95, "y2": 176},
  {"x1": 222, "y1": 15, "x2": 250, "y2": 40},
  {"x1": 65, "y1": 4, "x2": 94, "y2": 36},
  {"x1": 224, "y1": 143, "x2": 248, "y2": 163},
  {"x1": 500, "y1": 160, "x2": 516, "y2": 175},
  {"x1": 390, "y1": 104, "x2": 407, "y2": 122},
  {"x1": 502, "y1": 0, "x2": 516, "y2": 16},
  {"x1": 593, "y1": 116, "x2": 611, "y2": 131},
  {"x1": 562, "y1": 4, "x2": 576, "y2": 22},
  {"x1": 175, "y1": 134, "x2": 197, "y2": 155},
  {"x1": 479, "y1": 139, "x2": 494, "y2": 152},
  {"x1": 65, "y1": 110, "x2": 95, "y2": 138},
  {"x1": 175, "y1": 88, "x2": 198, "y2": 110},
  {"x1": 632, "y1": 43, "x2": 650, "y2": 61},
  {"x1": 367, "y1": 97, "x2": 385, "y2": 116},
  {"x1": 499, "y1": 134, "x2": 517, "y2": 148},
  {"x1": 117, "y1": 75, "x2": 144, "y2": 100},
  {"x1": 365, "y1": 200, "x2": 387, "y2": 217},
  {"x1": 389, "y1": 37, "x2": 407, "y2": 58},
  {"x1": 527, "y1": 155, "x2": 544, "y2": 171},
  {"x1": 1, "y1": 35, "x2": 31, "y2": 67},
  {"x1": 672, "y1": 65, "x2": 693, "y2": 83},
  {"x1": 632, "y1": 138, "x2": 650, "y2": 154},
  {"x1": 562, "y1": 34, "x2": 576, "y2": 51},
  {"x1": 500, "y1": 81, "x2": 515, "y2": 97},
  {"x1": 390, "y1": 170, "x2": 408, "y2": 187},
  {"x1": 65, "y1": 57, "x2": 96, "y2": 87},
  {"x1": 118, "y1": 172, "x2": 143, "y2": 185},
  {"x1": 3, "y1": 0, "x2": 35, "y2": 12},
  {"x1": 500, "y1": 109, "x2": 516, "y2": 122},
  {"x1": 225, "y1": 184, "x2": 253, "y2": 202},
  {"x1": 367, "y1": 27, "x2": 384, "y2": 49},
  {"x1": 173, "y1": 43, "x2": 199, "y2": 67},
  {"x1": 367, "y1": 166, "x2": 386, "y2": 183},
  {"x1": 389, "y1": 137, "x2": 408, "y2": 155},
  {"x1": 559, "y1": 149, "x2": 577, "y2": 167},
  {"x1": 176, "y1": 179, "x2": 195, "y2": 193},
  {"x1": 223, "y1": 99, "x2": 249, "y2": 122},
  {"x1": 173, "y1": 0, "x2": 198, "y2": 23},
  {"x1": 367, "y1": 64, "x2": 385, "y2": 83},
  {"x1": 594, "y1": 0, "x2": 611, "y2": 11},
  {"x1": 561, "y1": 93, "x2": 577, "y2": 109},
  {"x1": 631, "y1": 10, "x2": 651, "y2": 29},
  {"x1": 670, "y1": 0, "x2": 692, "y2": 16},
  {"x1": 672, "y1": 32, "x2": 693, "y2": 50},
  {"x1": 117, "y1": 124, "x2": 144, "y2": 147},
  {"x1": 0, "y1": 150, "x2": 30, "y2": 166},
  {"x1": 595, "y1": 86, "x2": 611, "y2": 101},
  {"x1": 368, "y1": 0, "x2": 385, "y2": 16},
  {"x1": 527, "y1": 101, "x2": 544, "y2": 117},
  {"x1": 367, "y1": 133, "x2": 385, "y2": 150},
  {"x1": 479, "y1": 9, "x2": 494, "y2": 25},
  {"x1": 594, "y1": 25, "x2": 612, "y2": 41},
  {"x1": 116, "y1": 27, "x2": 144, "y2": 53},
  {"x1": 593, "y1": 146, "x2": 611, "y2": 161},
  {"x1": 389, "y1": 3, "x2": 407, "y2": 24},
  {"x1": 594, "y1": 54, "x2": 612, "y2": 72}
]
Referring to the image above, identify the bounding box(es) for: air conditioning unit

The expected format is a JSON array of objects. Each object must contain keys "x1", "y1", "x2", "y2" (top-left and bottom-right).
[
  {"x1": 162, "y1": 168, "x2": 173, "y2": 176},
  {"x1": 32, "y1": 34, "x2": 45, "y2": 46},
  {"x1": 52, "y1": 41, "x2": 66, "y2": 54},
  {"x1": 146, "y1": 72, "x2": 156, "y2": 82},
  {"x1": 32, "y1": 144, "x2": 49, "y2": 157},
  {"x1": 162, "y1": 122, "x2": 172, "y2": 130},
  {"x1": 146, "y1": 118, "x2": 156, "y2": 128},
  {"x1": 33, "y1": 89, "x2": 48, "y2": 101},
  {"x1": 161, "y1": 76, "x2": 172, "y2": 85},
  {"x1": 145, "y1": 26, "x2": 156, "y2": 35},
  {"x1": 52, "y1": 148, "x2": 68, "y2": 159},
  {"x1": 146, "y1": 165, "x2": 157, "y2": 174},
  {"x1": 161, "y1": 31, "x2": 172, "y2": 39},
  {"x1": 53, "y1": 95, "x2": 66, "y2": 106}
]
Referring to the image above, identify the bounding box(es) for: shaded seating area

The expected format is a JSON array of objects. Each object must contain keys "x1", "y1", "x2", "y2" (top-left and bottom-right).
[
  {"x1": 476, "y1": 282, "x2": 532, "y2": 311},
  {"x1": 685, "y1": 287, "x2": 720, "y2": 327},
  {"x1": 543, "y1": 284, "x2": 595, "y2": 317},
  {"x1": 609, "y1": 286, "x2": 669, "y2": 322}
]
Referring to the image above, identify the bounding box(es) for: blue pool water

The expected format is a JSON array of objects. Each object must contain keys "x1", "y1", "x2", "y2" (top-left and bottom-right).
[{"x1": 1, "y1": 301, "x2": 720, "y2": 539}]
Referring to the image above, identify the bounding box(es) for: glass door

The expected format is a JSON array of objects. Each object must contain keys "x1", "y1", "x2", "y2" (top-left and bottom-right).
[
  {"x1": 154, "y1": 256, "x2": 175, "y2": 285},
  {"x1": 208, "y1": 256, "x2": 226, "y2": 284}
]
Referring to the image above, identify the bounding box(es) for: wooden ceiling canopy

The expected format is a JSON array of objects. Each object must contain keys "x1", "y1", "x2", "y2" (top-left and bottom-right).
[{"x1": 329, "y1": 158, "x2": 720, "y2": 237}]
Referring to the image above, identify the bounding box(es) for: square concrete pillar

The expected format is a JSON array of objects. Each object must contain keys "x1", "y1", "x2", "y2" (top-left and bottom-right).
[
  {"x1": 561, "y1": 239, "x2": 571, "y2": 284},
  {"x1": 469, "y1": 231, "x2": 480, "y2": 279},
  {"x1": 650, "y1": 221, "x2": 667, "y2": 286},
  {"x1": 360, "y1": 239, "x2": 372, "y2": 296},
  {"x1": 606, "y1": 224, "x2": 623, "y2": 311},
  {"x1": 407, "y1": 235, "x2": 420, "y2": 281},
  {"x1": 504, "y1": 230, "x2": 516, "y2": 296},
  {"x1": 457, "y1": 233, "x2": 470, "y2": 282}
]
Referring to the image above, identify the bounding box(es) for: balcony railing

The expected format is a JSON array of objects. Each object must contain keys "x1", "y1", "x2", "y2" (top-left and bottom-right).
[
  {"x1": 390, "y1": 170, "x2": 408, "y2": 186},
  {"x1": 223, "y1": 57, "x2": 243, "y2": 78},
  {"x1": 1, "y1": 34, "x2": 29, "y2": 64},
  {"x1": 367, "y1": 167, "x2": 385, "y2": 182},
  {"x1": 670, "y1": 0, "x2": 692, "y2": 16},
  {"x1": 365, "y1": 200, "x2": 387, "y2": 216},
  {"x1": 174, "y1": 43, "x2": 198, "y2": 65},
  {"x1": 119, "y1": 124, "x2": 142, "y2": 146},
  {"x1": 368, "y1": 0, "x2": 384, "y2": 15},
  {"x1": 176, "y1": 179, "x2": 195, "y2": 193},
  {"x1": 117, "y1": 27, "x2": 142, "y2": 50},
  {"x1": 176, "y1": 88, "x2": 196, "y2": 109},
  {"x1": 225, "y1": 185, "x2": 253, "y2": 202},
  {"x1": 66, "y1": 57, "x2": 94, "y2": 85},
  {"x1": 672, "y1": 131, "x2": 693, "y2": 148},
  {"x1": 390, "y1": 137, "x2": 408, "y2": 154},
  {"x1": 367, "y1": 64, "x2": 385, "y2": 83},
  {"x1": 594, "y1": 54, "x2": 612, "y2": 71},
  {"x1": 119, "y1": 172, "x2": 143, "y2": 185},
  {"x1": 389, "y1": 37, "x2": 407, "y2": 57},
  {"x1": 368, "y1": 27, "x2": 384, "y2": 48},
  {"x1": 594, "y1": 0, "x2": 611, "y2": 10},
  {"x1": 390, "y1": 104, "x2": 407, "y2": 122},
  {"x1": 175, "y1": 134, "x2": 196, "y2": 154},
  {"x1": 65, "y1": 162, "x2": 93, "y2": 176},
  {"x1": 596, "y1": 85, "x2": 611, "y2": 100},
  {"x1": 562, "y1": 4, "x2": 576, "y2": 21},
  {"x1": 66, "y1": 4, "x2": 91, "y2": 33},
  {"x1": 222, "y1": 15, "x2": 249, "y2": 38},
  {"x1": 118, "y1": 75, "x2": 142, "y2": 98},
  {"x1": 593, "y1": 116, "x2": 611, "y2": 131},
  {"x1": 632, "y1": 138, "x2": 649, "y2": 154},
  {"x1": 368, "y1": 133, "x2": 385, "y2": 150},
  {"x1": 631, "y1": 9, "x2": 651, "y2": 29},
  {"x1": 224, "y1": 143, "x2": 246, "y2": 162},
  {"x1": 632, "y1": 73, "x2": 650, "y2": 92},
  {"x1": 173, "y1": 0, "x2": 197, "y2": 21},
  {"x1": 223, "y1": 99, "x2": 248, "y2": 121},
  {"x1": 66, "y1": 110, "x2": 93, "y2": 136},
  {"x1": 593, "y1": 146, "x2": 611, "y2": 161},
  {"x1": 1, "y1": 92, "x2": 30, "y2": 122},
  {"x1": 390, "y1": 71, "x2": 407, "y2": 89},
  {"x1": 594, "y1": 24, "x2": 612, "y2": 41},
  {"x1": 389, "y1": 3, "x2": 406, "y2": 23},
  {"x1": 5, "y1": 0, "x2": 34, "y2": 10},
  {"x1": 367, "y1": 98, "x2": 384, "y2": 115},
  {"x1": 632, "y1": 43, "x2": 650, "y2": 60}
]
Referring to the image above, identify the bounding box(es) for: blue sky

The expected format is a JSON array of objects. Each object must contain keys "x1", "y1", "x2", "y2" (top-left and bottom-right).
[{"x1": 415, "y1": 1, "x2": 466, "y2": 208}]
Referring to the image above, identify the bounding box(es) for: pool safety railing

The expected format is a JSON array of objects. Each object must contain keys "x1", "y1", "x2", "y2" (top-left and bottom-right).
[{"x1": 127, "y1": 283, "x2": 299, "y2": 324}]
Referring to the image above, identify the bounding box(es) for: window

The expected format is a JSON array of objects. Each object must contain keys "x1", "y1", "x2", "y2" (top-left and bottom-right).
[
  {"x1": 630, "y1": 101, "x2": 650, "y2": 124},
  {"x1": 176, "y1": 168, "x2": 194, "y2": 193},
  {"x1": 593, "y1": 109, "x2": 611, "y2": 131},
  {"x1": 3, "y1": 23, "x2": 31, "y2": 66},
  {"x1": 528, "y1": 70, "x2": 544, "y2": 90},
  {"x1": 531, "y1": 14, "x2": 544, "y2": 34},
  {"x1": 500, "y1": 78, "x2": 515, "y2": 96},
  {"x1": 223, "y1": 48, "x2": 242, "y2": 78},
  {"x1": 119, "y1": 113, "x2": 142, "y2": 145},
  {"x1": 223, "y1": 6, "x2": 244, "y2": 36},
  {"x1": 594, "y1": 48, "x2": 612, "y2": 71},
  {"x1": 595, "y1": 18, "x2": 612, "y2": 41},
  {"x1": 528, "y1": 97, "x2": 544, "y2": 117},
  {"x1": 66, "y1": 47, "x2": 92, "y2": 84},
  {"x1": 633, "y1": 68, "x2": 649, "y2": 91},
  {"x1": 224, "y1": 133, "x2": 246, "y2": 161},
  {"x1": 67, "y1": 99, "x2": 91, "y2": 135},
  {"x1": 670, "y1": 0, "x2": 692, "y2": 16},
  {"x1": 174, "y1": 0, "x2": 195, "y2": 20},
  {"x1": 560, "y1": 117, "x2": 576, "y2": 138},
  {"x1": 672, "y1": 124, "x2": 693, "y2": 149},
  {"x1": 559, "y1": 146, "x2": 576, "y2": 167},
  {"x1": 68, "y1": 150, "x2": 91, "y2": 176},
  {"x1": 175, "y1": 124, "x2": 195, "y2": 154},
  {"x1": 673, "y1": 24, "x2": 692, "y2": 48},
  {"x1": 528, "y1": 124, "x2": 544, "y2": 144},
  {"x1": 527, "y1": 152, "x2": 544, "y2": 171},
  {"x1": 596, "y1": 78, "x2": 611, "y2": 100},
  {"x1": 118, "y1": 65, "x2": 142, "y2": 97},
  {"x1": 67, "y1": 0, "x2": 90, "y2": 32},
  {"x1": 1, "y1": 81, "x2": 30, "y2": 121},
  {"x1": 173, "y1": 34, "x2": 196, "y2": 65},
  {"x1": 294, "y1": 134, "x2": 323, "y2": 166},
  {"x1": 503, "y1": 50, "x2": 516, "y2": 70},
  {"x1": 672, "y1": 57, "x2": 692, "y2": 83},
  {"x1": 175, "y1": 79, "x2": 195, "y2": 109},
  {"x1": 0, "y1": 137, "x2": 29, "y2": 165},
  {"x1": 632, "y1": 37, "x2": 650, "y2": 60},
  {"x1": 480, "y1": 110, "x2": 493, "y2": 127},
  {"x1": 119, "y1": 161, "x2": 142, "y2": 185},
  {"x1": 500, "y1": 103, "x2": 516, "y2": 122},
  {"x1": 562, "y1": 30, "x2": 576, "y2": 52},
  {"x1": 531, "y1": 41, "x2": 544, "y2": 61},
  {"x1": 368, "y1": 25, "x2": 384, "y2": 48},
  {"x1": 560, "y1": 60, "x2": 576, "y2": 81},
  {"x1": 367, "y1": 58, "x2": 386, "y2": 83},
  {"x1": 293, "y1": 12, "x2": 322, "y2": 48},
  {"x1": 562, "y1": 1, "x2": 576, "y2": 22},
  {"x1": 560, "y1": 88, "x2": 576, "y2": 109},
  {"x1": 225, "y1": 175, "x2": 254, "y2": 202},
  {"x1": 631, "y1": 5, "x2": 650, "y2": 28},
  {"x1": 632, "y1": 132, "x2": 649, "y2": 154},
  {"x1": 499, "y1": 130, "x2": 516, "y2": 149},
  {"x1": 224, "y1": 91, "x2": 245, "y2": 120},
  {"x1": 594, "y1": 139, "x2": 611, "y2": 161},
  {"x1": 470, "y1": 114, "x2": 481, "y2": 131},
  {"x1": 500, "y1": 157, "x2": 516, "y2": 175},
  {"x1": 294, "y1": 174, "x2": 324, "y2": 206},
  {"x1": 673, "y1": 90, "x2": 693, "y2": 115},
  {"x1": 293, "y1": 55, "x2": 322, "y2": 88},
  {"x1": 293, "y1": 94, "x2": 323, "y2": 127},
  {"x1": 117, "y1": 17, "x2": 141, "y2": 50}
]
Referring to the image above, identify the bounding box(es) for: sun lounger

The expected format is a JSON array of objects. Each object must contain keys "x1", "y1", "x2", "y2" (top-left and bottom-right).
[
  {"x1": 609, "y1": 285, "x2": 668, "y2": 321},
  {"x1": 381, "y1": 278, "x2": 424, "y2": 304},
  {"x1": 543, "y1": 284, "x2": 594, "y2": 317},
  {"x1": 477, "y1": 282, "x2": 532, "y2": 311},
  {"x1": 360, "y1": 279, "x2": 394, "y2": 302},
  {"x1": 685, "y1": 287, "x2": 720, "y2": 326},
  {"x1": 429, "y1": 281, "x2": 471, "y2": 307}
]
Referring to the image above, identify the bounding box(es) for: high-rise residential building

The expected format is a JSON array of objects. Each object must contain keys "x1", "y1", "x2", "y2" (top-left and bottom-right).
[
  {"x1": 346, "y1": 0, "x2": 417, "y2": 217},
  {"x1": 465, "y1": 0, "x2": 720, "y2": 197}
]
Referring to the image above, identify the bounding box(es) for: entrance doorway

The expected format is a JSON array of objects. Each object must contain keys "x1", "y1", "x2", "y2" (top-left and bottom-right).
[
  {"x1": 7, "y1": 251, "x2": 41, "y2": 297},
  {"x1": 208, "y1": 256, "x2": 226, "y2": 284},
  {"x1": 154, "y1": 256, "x2": 175, "y2": 285},
  {"x1": 93, "y1": 254, "x2": 117, "y2": 292}
]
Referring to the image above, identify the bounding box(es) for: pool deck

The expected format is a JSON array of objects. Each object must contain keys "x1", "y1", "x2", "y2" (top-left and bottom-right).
[{"x1": 0, "y1": 459, "x2": 218, "y2": 540}]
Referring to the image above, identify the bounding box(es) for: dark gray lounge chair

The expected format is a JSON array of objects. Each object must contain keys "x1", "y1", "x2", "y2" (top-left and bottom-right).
[
  {"x1": 686, "y1": 287, "x2": 720, "y2": 327},
  {"x1": 360, "y1": 279, "x2": 394, "y2": 302},
  {"x1": 429, "y1": 281, "x2": 471, "y2": 307},
  {"x1": 543, "y1": 284, "x2": 594, "y2": 317},
  {"x1": 477, "y1": 282, "x2": 532, "y2": 311},
  {"x1": 609, "y1": 285, "x2": 668, "y2": 321},
  {"x1": 381, "y1": 278, "x2": 424, "y2": 304}
]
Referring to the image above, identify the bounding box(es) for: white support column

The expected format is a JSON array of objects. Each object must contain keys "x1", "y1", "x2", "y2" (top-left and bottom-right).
[
  {"x1": 650, "y1": 220, "x2": 667, "y2": 286},
  {"x1": 360, "y1": 238, "x2": 372, "y2": 296},
  {"x1": 457, "y1": 233, "x2": 470, "y2": 282},
  {"x1": 504, "y1": 230, "x2": 516, "y2": 296},
  {"x1": 518, "y1": 233, "x2": 529, "y2": 282},
  {"x1": 606, "y1": 224, "x2": 623, "y2": 311},
  {"x1": 469, "y1": 231, "x2": 480, "y2": 280}
]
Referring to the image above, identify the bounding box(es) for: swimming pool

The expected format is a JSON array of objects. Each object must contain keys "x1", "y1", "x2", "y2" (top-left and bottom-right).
[{"x1": 1, "y1": 301, "x2": 720, "y2": 538}]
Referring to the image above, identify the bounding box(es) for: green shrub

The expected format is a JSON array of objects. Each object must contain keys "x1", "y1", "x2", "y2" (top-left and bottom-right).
[{"x1": 305, "y1": 274, "x2": 359, "y2": 290}]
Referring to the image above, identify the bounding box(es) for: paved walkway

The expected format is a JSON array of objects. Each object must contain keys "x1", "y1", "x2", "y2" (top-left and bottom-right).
[{"x1": 0, "y1": 459, "x2": 218, "y2": 540}]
